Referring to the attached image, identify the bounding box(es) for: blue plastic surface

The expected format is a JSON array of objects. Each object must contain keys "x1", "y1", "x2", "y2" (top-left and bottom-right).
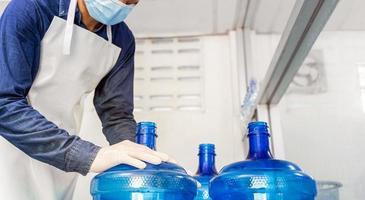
[
  {"x1": 194, "y1": 144, "x2": 218, "y2": 200},
  {"x1": 91, "y1": 122, "x2": 197, "y2": 200},
  {"x1": 210, "y1": 121, "x2": 317, "y2": 200},
  {"x1": 136, "y1": 121, "x2": 157, "y2": 150}
]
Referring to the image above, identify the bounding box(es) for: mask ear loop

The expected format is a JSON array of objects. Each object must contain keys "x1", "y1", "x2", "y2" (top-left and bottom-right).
[
  {"x1": 63, "y1": 0, "x2": 78, "y2": 55},
  {"x1": 107, "y1": 25, "x2": 112, "y2": 44}
]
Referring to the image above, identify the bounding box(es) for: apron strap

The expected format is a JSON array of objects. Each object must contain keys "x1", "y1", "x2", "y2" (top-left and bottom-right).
[
  {"x1": 63, "y1": 0, "x2": 113, "y2": 54},
  {"x1": 63, "y1": 0, "x2": 78, "y2": 55},
  {"x1": 107, "y1": 25, "x2": 112, "y2": 44}
]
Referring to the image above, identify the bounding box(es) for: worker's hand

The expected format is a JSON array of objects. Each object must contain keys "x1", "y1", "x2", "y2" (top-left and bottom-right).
[{"x1": 90, "y1": 140, "x2": 170, "y2": 173}]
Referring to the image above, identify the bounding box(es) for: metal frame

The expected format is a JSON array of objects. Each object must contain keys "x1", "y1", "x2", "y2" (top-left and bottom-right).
[
  {"x1": 240, "y1": 0, "x2": 339, "y2": 158},
  {"x1": 258, "y1": 0, "x2": 339, "y2": 105}
]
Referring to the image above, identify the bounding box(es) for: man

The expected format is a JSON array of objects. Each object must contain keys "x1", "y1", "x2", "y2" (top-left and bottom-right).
[{"x1": 0, "y1": 0, "x2": 170, "y2": 199}]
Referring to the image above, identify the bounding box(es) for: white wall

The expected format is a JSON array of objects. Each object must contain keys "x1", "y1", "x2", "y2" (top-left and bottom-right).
[
  {"x1": 278, "y1": 31, "x2": 365, "y2": 200},
  {"x1": 244, "y1": 30, "x2": 281, "y2": 84},
  {"x1": 133, "y1": 35, "x2": 245, "y2": 171},
  {"x1": 73, "y1": 34, "x2": 246, "y2": 199},
  {"x1": 249, "y1": 31, "x2": 365, "y2": 199}
]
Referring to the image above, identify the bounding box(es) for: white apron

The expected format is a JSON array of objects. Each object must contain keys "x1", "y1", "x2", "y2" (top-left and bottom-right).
[{"x1": 0, "y1": 0, "x2": 121, "y2": 199}]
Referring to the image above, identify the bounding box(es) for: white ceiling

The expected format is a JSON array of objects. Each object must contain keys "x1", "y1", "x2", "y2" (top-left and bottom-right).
[
  {"x1": 325, "y1": 0, "x2": 365, "y2": 31},
  {"x1": 0, "y1": 0, "x2": 248, "y2": 37},
  {"x1": 1, "y1": 0, "x2": 365, "y2": 37},
  {"x1": 247, "y1": 0, "x2": 296, "y2": 34},
  {"x1": 248, "y1": 0, "x2": 365, "y2": 34},
  {"x1": 126, "y1": 0, "x2": 248, "y2": 37},
  {"x1": 127, "y1": 0, "x2": 365, "y2": 37}
]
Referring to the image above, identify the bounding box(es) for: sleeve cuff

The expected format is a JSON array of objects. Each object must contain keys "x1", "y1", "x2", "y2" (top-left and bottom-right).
[
  {"x1": 65, "y1": 139, "x2": 101, "y2": 175},
  {"x1": 106, "y1": 129, "x2": 136, "y2": 145},
  {"x1": 104, "y1": 121, "x2": 136, "y2": 145}
]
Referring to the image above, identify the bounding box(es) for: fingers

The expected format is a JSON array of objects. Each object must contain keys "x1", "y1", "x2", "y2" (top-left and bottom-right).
[
  {"x1": 120, "y1": 155, "x2": 147, "y2": 169},
  {"x1": 119, "y1": 140, "x2": 170, "y2": 162},
  {"x1": 148, "y1": 150, "x2": 169, "y2": 162},
  {"x1": 105, "y1": 140, "x2": 178, "y2": 169},
  {"x1": 128, "y1": 151, "x2": 162, "y2": 165}
]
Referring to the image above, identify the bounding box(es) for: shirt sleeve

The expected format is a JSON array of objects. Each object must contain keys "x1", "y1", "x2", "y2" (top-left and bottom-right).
[
  {"x1": 0, "y1": 0, "x2": 100, "y2": 175},
  {"x1": 94, "y1": 29, "x2": 137, "y2": 145}
]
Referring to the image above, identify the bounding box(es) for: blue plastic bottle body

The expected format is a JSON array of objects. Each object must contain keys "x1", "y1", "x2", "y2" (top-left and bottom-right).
[
  {"x1": 93, "y1": 193, "x2": 189, "y2": 200},
  {"x1": 210, "y1": 121, "x2": 317, "y2": 200},
  {"x1": 194, "y1": 144, "x2": 218, "y2": 200},
  {"x1": 195, "y1": 176, "x2": 213, "y2": 200},
  {"x1": 91, "y1": 122, "x2": 197, "y2": 200},
  {"x1": 92, "y1": 163, "x2": 196, "y2": 200}
]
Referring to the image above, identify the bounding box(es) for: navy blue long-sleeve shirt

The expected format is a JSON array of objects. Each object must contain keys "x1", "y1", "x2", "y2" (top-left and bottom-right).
[{"x1": 0, "y1": 0, "x2": 136, "y2": 175}]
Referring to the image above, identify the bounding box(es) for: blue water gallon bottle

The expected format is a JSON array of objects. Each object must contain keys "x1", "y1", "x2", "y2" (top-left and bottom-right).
[
  {"x1": 90, "y1": 122, "x2": 197, "y2": 200},
  {"x1": 210, "y1": 121, "x2": 317, "y2": 200},
  {"x1": 194, "y1": 144, "x2": 218, "y2": 200}
]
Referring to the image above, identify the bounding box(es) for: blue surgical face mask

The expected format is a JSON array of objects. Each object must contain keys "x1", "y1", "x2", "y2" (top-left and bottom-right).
[{"x1": 84, "y1": 0, "x2": 135, "y2": 26}]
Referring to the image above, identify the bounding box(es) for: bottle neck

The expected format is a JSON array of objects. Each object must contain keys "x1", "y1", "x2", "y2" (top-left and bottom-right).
[
  {"x1": 136, "y1": 133, "x2": 156, "y2": 150},
  {"x1": 135, "y1": 122, "x2": 157, "y2": 150},
  {"x1": 247, "y1": 134, "x2": 273, "y2": 160},
  {"x1": 196, "y1": 145, "x2": 218, "y2": 176},
  {"x1": 246, "y1": 121, "x2": 273, "y2": 160}
]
